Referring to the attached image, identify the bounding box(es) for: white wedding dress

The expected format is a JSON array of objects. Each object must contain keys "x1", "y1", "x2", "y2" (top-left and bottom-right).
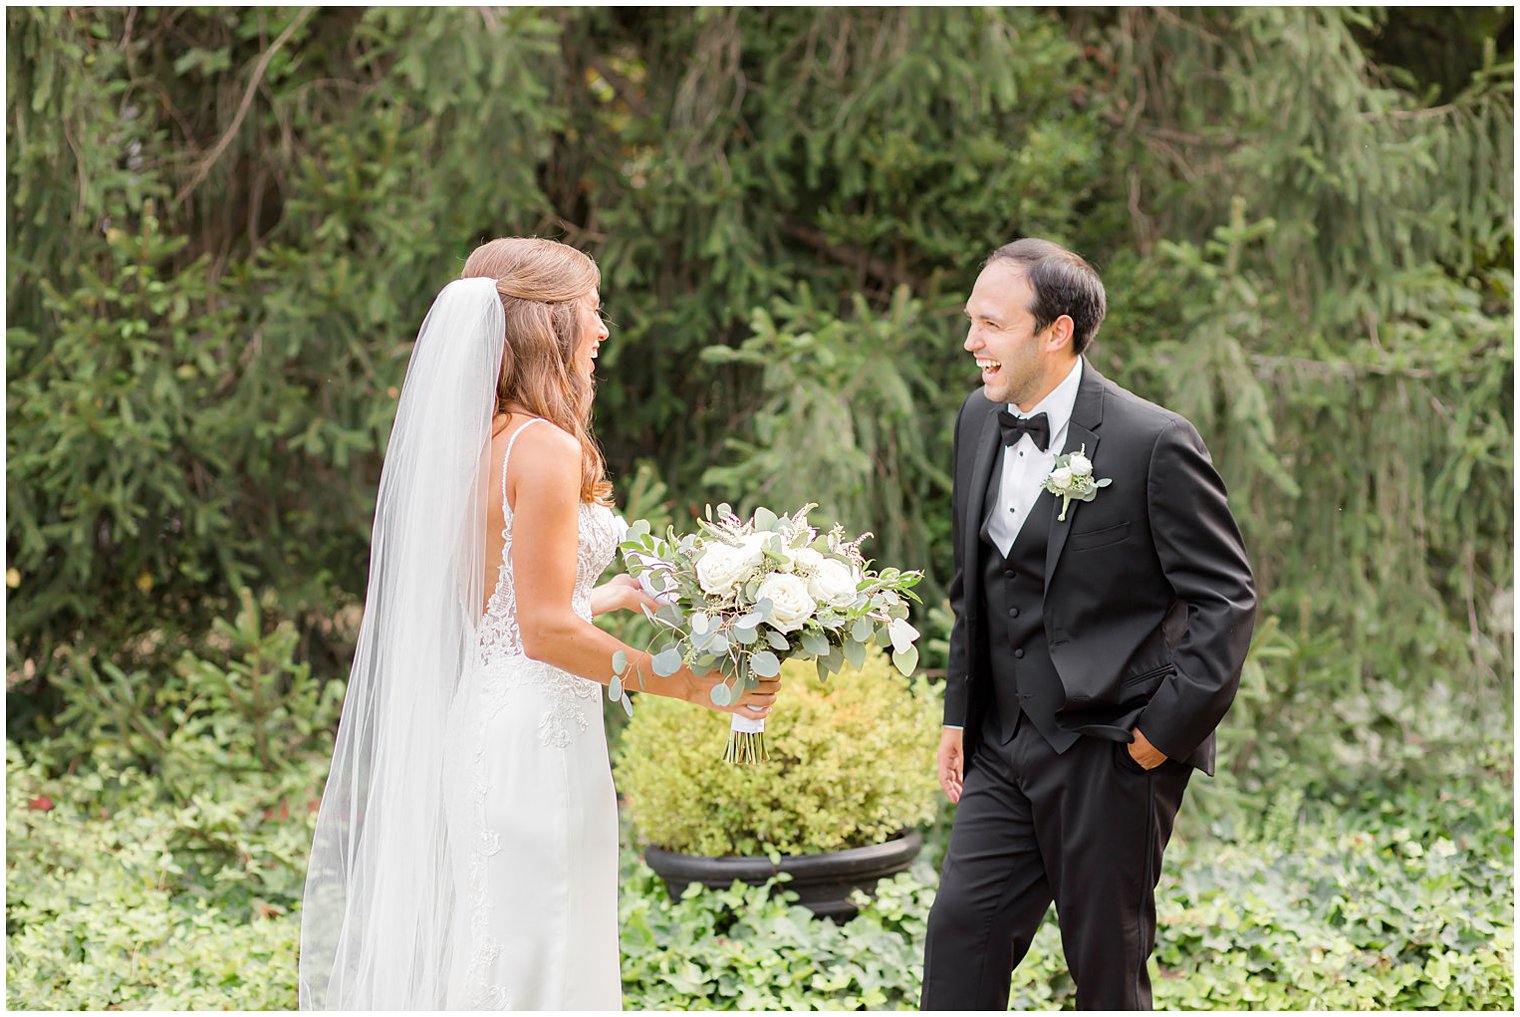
[{"x1": 441, "y1": 418, "x2": 623, "y2": 1010}]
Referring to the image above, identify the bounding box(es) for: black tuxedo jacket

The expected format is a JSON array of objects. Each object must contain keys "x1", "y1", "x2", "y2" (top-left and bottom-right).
[{"x1": 944, "y1": 359, "x2": 1256, "y2": 775}]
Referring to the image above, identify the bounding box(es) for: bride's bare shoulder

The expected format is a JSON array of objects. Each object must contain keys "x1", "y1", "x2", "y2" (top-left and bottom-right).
[
  {"x1": 499, "y1": 417, "x2": 580, "y2": 491},
  {"x1": 504, "y1": 417, "x2": 577, "y2": 455}
]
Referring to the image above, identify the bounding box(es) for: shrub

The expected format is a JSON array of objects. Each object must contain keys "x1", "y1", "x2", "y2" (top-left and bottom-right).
[
  {"x1": 614, "y1": 651, "x2": 940, "y2": 856},
  {"x1": 29, "y1": 590, "x2": 344, "y2": 797},
  {"x1": 5, "y1": 744, "x2": 319, "y2": 1009}
]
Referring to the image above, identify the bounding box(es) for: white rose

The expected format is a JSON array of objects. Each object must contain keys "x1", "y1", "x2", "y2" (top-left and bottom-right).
[
  {"x1": 1048, "y1": 466, "x2": 1074, "y2": 491},
  {"x1": 888, "y1": 617, "x2": 920, "y2": 654},
  {"x1": 755, "y1": 572, "x2": 817, "y2": 634},
  {"x1": 791, "y1": 547, "x2": 826, "y2": 575},
  {"x1": 695, "y1": 543, "x2": 753, "y2": 595},
  {"x1": 806, "y1": 558, "x2": 858, "y2": 608},
  {"x1": 1067, "y1": 453, "x2": 1093, "y2": 478},
  {"x1": 740, "y1": 532, "x2": 779, "y2": 564}
]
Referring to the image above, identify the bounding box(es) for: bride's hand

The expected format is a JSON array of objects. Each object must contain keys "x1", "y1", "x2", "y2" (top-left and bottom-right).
[
  {"x1": 686, "y1": 670, "x2": 780, "y2": 720},
  {"x1": 590, "y1": 574, "x2": 661, "y2": 616}
]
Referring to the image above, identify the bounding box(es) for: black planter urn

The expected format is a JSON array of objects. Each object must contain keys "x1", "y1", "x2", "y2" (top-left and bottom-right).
[{"x1": 642, "y1": 830, "x2": 923, "y2": 921}]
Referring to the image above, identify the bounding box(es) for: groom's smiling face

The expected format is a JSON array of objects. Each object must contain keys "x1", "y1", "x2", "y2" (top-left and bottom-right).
[{"x1": 964, "y1": 261, "x2": 1060, "y2": 409}]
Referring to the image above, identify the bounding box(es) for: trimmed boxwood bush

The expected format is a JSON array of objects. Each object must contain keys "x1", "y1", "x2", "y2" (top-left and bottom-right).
[{"x1": 614, "y1": 651, "x2": 941, "y2": 856}]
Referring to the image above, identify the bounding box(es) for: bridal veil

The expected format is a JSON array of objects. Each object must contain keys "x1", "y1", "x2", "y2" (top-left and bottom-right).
[{"x1": 299, "y1": 277, "x2": 505, "y2": 1009}]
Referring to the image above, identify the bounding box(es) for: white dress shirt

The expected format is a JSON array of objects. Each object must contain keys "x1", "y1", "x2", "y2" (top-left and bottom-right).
[{"x1": 986, "y1": 357, "x2": 1084, "y2": 557}]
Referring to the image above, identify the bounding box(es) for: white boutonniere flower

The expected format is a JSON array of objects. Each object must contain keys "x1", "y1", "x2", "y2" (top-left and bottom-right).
[{"x1": 1042, "y1": 444, "x2": 1112, "y2": 521}]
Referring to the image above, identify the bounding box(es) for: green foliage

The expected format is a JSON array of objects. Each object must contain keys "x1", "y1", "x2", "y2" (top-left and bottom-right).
[
  {"x1": 7, "y1": 703, "x2": 1511, "y2": 1010},
  {"x1": 5, "y1": 746, "x2": 321, "y2": 1009},
  {"x1": 7, "y1": 9, "x2": 1510, "y2": 797},
  {"x1": 619, "y1": 858, "x2": 936, "y2": 1011},
  {"x1": 1083, "y1": 7, "x2": 1513, "y2": 795},
  {"x1": 29, "y1": 590, "x2": 344, "y2": 800},
  {"x1": 700, "y1": 286, "x2": 954, "y2": 603},
  {"x1": 1152, "y1": 798, "x2": 1514, "y2": 1010},
  {"x1": 7, "y1": 6, "x2": 565, "y2": 686},
  {"x1": 4, "y1": 9, "x2": 1512, "y2": 1007},
  {"x1": 615, "y1": 652, "x2": 940, "y2": 856},
  {"x1": 5, "y1": 603, "x2": 335, "y2": 1008},
  {"x1": 616, "y1": 759, "x2": 1518, "y2": 1011}
]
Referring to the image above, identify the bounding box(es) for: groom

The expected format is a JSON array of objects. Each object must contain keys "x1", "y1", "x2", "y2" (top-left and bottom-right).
[{"x1": 920, "y1": 239, "x2": 1256, "y2": 1010}]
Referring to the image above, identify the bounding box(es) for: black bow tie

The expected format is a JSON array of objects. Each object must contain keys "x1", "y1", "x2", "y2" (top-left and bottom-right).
[{"x1": 998, "y1": 410, "x2": 1050, "y2": 452}]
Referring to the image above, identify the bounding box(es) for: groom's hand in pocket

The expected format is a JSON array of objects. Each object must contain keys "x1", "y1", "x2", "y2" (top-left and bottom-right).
[
  {"x1": 937, "y1": 727, "x2": 965, "y2": 803},
  {"x1": 1127, "y1": 726, "x2": 1168, "y2": 770}
]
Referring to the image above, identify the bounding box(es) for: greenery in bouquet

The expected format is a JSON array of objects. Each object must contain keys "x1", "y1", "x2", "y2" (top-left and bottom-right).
[{"x1": 613, "y1": 503, "x2": 924, "y2": 762}]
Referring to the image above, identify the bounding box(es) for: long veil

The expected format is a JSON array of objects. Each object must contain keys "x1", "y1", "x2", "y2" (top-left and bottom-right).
[{"x1": 299, "y1": 277, "x2": 505, "y2": 1009}]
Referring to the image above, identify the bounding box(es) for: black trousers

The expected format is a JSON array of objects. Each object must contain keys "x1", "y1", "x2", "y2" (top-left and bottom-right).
[{"x1": 921, "y1": 710, "x2": 1191, "y2": 1011}]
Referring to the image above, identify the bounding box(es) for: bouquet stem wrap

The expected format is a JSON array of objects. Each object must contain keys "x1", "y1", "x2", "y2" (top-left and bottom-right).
[{"x1": 724, "y1": 713, "x2": 768, "y2": 766}]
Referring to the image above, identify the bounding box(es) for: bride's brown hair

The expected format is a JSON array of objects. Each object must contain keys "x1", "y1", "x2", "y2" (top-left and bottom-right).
[{"x1": 461, "y1": 237, "x2": 612, "y2": 505}]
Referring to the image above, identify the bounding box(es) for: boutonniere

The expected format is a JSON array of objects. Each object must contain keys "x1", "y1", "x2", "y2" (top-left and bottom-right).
[{"x1": 1042, "y1": 444, "x2": 1112, "y2": 522}]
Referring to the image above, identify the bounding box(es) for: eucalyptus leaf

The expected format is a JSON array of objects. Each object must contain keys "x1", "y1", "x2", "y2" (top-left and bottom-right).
[
  {"x1": 709, "y1": 682, "x2": 733, "y2": 708},
  {"x1": 652, "y1": 646, "x2": 684, "y2": 677},
  {"x1": 765, "y1": 629, "x2": 790, "y2": 651},
  {"x1": 753, "y1": 506, "x2": 778, "y2": 530},
  {"x1": 609, "y1": 675, "x2": 622, "y2": 701},
  {"x1": 800, "y1": 630, "x2": 828, "y2": 657},
  {"x1": 843, "y1": 638, "x2": 865, "y2": 670},
  {"x1": 891, "y1": 644, "x2": 919, "y2": 677},
  {"x1": 750, "y1": 650, "x2": 781, "y2": 678},
  {"x1": 612, "y1": 649, "x2": 628, "y2": 675},
  {"x1": 851, "y1": 617, "x2": 874, "y2": 642},
  {"x1": 619, "y1": 692, "x2": 633, "y2": 718}
]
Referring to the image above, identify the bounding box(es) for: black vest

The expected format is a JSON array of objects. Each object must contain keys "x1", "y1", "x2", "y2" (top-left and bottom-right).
[{"x1": 977, "y1": 454, "x2": 1080, "y2": 753}]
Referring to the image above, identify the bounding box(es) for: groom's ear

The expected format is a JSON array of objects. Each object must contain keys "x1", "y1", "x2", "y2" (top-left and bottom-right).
[{"x1": 1042, "y1": 314, "x2": 1076, "y2": 354}]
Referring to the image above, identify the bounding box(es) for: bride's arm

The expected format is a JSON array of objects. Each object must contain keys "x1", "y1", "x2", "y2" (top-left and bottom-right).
[{"x1": 509, "y1": 425, "x2": 776, "y2": 716}]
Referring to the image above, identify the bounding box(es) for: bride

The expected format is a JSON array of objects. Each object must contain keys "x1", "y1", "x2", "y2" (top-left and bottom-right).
[{"x1": 299, "y1": 237, "x2": 779, "y2": 1010}]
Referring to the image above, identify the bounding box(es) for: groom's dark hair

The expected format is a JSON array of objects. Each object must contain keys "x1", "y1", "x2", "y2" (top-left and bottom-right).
[{"x1": 985, "y1": 238, "x2": 1107, "y2": 355}]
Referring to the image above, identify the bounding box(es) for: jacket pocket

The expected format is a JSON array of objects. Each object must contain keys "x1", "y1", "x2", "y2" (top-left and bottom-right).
[
  {"x1": 1068, "y1": 520, "x2": 1131, "y2": 552},
  {"x1": 1122, "y1": 662, "x2": 1176, "y2": 687}
]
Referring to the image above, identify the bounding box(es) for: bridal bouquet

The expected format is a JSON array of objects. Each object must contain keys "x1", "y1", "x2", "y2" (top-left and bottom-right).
[{"x1": 613, "y1": 503, "x2": 923, "y2": 765}]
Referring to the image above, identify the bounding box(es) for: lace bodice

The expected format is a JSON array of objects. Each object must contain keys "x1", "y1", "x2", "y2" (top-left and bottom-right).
[{"x1": 477, "y1": 418, "x2": 621, "y2": 665}]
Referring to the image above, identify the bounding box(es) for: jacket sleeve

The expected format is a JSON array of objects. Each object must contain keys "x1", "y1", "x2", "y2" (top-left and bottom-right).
[
  {"x1": 943, "y1": 398, "x2": 972, "y2": 727},
  {"x1": 1136, "y1": 418, "x2": 1257, "y2": 760}
]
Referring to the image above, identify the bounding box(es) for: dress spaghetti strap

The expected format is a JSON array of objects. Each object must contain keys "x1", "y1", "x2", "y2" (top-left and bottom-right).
[{"x1": 499, "y1": 417, "x2": 544, "y2": 519}]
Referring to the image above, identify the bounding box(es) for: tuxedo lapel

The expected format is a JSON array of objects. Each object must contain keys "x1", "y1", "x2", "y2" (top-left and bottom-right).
[
  {"x1": 964, "y1": 406, "x2": 1002, "y2": 568},
  {"x1": 1044, "y1": 360, "x2": 1106, "y2": 592}
]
